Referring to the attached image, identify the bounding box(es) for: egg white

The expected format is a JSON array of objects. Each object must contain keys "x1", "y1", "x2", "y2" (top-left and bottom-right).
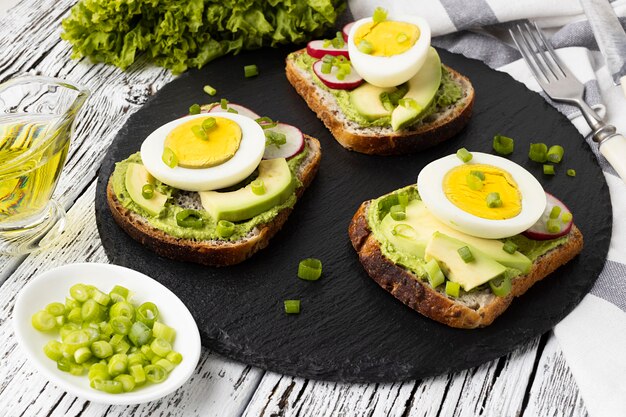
[
  {"x1": 347, "y1": 15, "x2": 431, "y2": 88},
  {"x1": 416, "y1": 153, "x2": 547, "y2": 239},
  {"x1": 140, "y1": 113, "x2": 265, "y2": 192}
]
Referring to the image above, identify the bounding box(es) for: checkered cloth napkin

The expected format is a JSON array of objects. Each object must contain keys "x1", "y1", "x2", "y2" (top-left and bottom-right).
[{"x1": 349, "y1": 1, "x2": 626, "y2": 416}]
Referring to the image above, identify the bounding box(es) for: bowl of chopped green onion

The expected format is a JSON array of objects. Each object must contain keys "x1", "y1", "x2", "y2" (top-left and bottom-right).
[{"x1": 12, "y1": 263, "x2": 201, "y2": 405}]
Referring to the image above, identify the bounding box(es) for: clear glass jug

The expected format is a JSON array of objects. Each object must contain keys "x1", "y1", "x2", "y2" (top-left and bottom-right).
[{"x1": 0, "y1": 76, "x2": 89, "y2": 255}]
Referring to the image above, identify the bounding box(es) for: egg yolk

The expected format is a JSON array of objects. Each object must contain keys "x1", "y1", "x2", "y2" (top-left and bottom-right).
[
  {"x1": 164, "y1": 117, "x2": 241, "y2": 169},
  {"x1": 354, "y1": 21, "x2": 420, "y2": 57},
  {"x1": 443, "y1": 164, "x2": 522, "y2": 220}
]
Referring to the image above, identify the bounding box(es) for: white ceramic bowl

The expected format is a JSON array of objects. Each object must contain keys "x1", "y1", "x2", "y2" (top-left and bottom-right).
[{"x1": 13, "y1": 263, "x2": 201, "y2": 405}]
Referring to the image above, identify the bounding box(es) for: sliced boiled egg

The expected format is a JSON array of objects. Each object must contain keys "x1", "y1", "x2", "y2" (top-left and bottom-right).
[
  {"x1": 347, "y1": 15, "x2": 431, "y2": 87},
  {"x1": 417, "y1": 153, "x2": 546, "y2": 239},
  {"x1": 141, "y1": 113, "x2": 265, "y2": 192}
]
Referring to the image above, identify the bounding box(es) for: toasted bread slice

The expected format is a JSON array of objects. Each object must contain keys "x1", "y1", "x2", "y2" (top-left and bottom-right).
[
  {"x1": 348, "y1": 200, "x2": 584, "y2": 329},
  {"x1": 286, "y1": 49, "x2": 475, "y2": 155},
  {"x1": 107, "y1": 136, "x2": 321, "y2": 266}
]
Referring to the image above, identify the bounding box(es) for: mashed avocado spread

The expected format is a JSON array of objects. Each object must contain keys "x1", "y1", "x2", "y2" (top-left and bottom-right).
[
  {"x1": 292, "y1": 52, "x2": 463, "y2": 128},
  {"x1": 112, "y1": 148, "x2": 307, "y2": 241},
  {"x1": 367, "y1": 185, "x2": 568, "y2": 290}
]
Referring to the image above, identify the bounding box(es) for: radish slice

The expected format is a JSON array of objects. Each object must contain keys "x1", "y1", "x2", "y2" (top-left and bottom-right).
[
  {"x1": 306, "y1": 40, "x2": 350, "y2": 59},
  {"x1": 523, "y1": 192, "x2": 573, "y2": 240},
  {"x1": 342, "y1": 22, "x2": 355, "y2": 41},
  {"x1": 208, "y1": 103, "x2": 260, "y2": 120},
  {"x1": 263, "y1": 123, "x2": 305, "y2": 160},
  {"x1": 312, "y1": 60, "x2": 364, "y2": 90}
]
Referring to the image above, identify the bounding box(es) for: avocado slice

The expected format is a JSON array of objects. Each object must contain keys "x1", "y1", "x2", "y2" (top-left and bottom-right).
[
  {"x1": 391, "y1": 48, "x2": 442, "y2": 131},
  {"x1": 349, "y1": 83, "x2": 396, "y2": 121},
  {"x1": 425, "y1": 232, "x2": 507, "y2": 292},
  {"x1": 125, "y1": 163, "x2": 168, "y2": 217},
  {"x1": 199, "y1": 158, "x2": 295, "y2": 222},
  {"x1": 379, "y1": 199, "x2": 532, "y2": 273}
]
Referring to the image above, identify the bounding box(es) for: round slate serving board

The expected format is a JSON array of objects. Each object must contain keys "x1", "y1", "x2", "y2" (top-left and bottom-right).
[{"x1": 95, "y1": 46, "x2": 611, "y2": 382}]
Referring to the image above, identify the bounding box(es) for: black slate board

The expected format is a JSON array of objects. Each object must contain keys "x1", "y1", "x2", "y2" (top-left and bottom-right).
[{"x1": 95, "y1": 46, "x2": 611, "y2": 382}]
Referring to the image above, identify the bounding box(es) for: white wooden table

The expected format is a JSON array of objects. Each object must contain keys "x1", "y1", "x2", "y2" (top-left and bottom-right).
[{"x1": 0, "y1": 1, "x2": 589, "y2": 416}]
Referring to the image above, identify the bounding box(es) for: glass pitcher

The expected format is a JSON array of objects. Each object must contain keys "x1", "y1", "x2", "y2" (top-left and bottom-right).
[{"x1": 0, "y1": 76, "x2": 89, "y2": 255}]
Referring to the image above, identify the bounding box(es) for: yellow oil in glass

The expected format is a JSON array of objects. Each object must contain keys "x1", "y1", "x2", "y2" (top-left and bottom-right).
[{"x1": 0, "y1": 114, "x2": 70, "y2": 226}]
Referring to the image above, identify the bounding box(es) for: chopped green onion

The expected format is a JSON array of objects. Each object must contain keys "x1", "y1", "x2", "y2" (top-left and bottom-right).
[
  {"x1": 322, "y1": 54, "x2": 335, "y2": 64},
  {"x1": 398, "y1": 97, "x2": 419, "y2": 110},
  {"x1": 128, "y1": 352, "x2": 145, "y2": 367},
  {"x1": 155, "y1": 358, "x2": 175, "y2": 373},
  {"x1": 489, "y1": 276, "x2": 512, "y2": 297},
  {"x1": 547, "y1": 145, "x2": 564, "y2": 163},
  {"x1": 81, "y1": 299, "x2": 101, "y2": 322},
  {"x1": 203, "y1": 85, "x2": 217, "y2": 96},
  {"x1": 251, "y1": 179, "x2": 266, "y2": 195},
  {"x1": 70, "y1": 284, "x2": 90, "y2": 302},
  {"x1": 201, "y1": 117, "x2": 217, "y2": 132},
  {"x1": 144, "y1": 364, "x2": 167, "y2": 383},
  {"x1": 220, "y1": 98, "x2": 228, "y2": 109},
  {"x1": 128, "y1": 321, "x2": 152, "y2": 347},
  {"x1": 486, "y1": 192, "x2": 502, "y2": 208},
  {"x1": 529, "y1": 143, "x2": 548, "y2": 163},
  {"x1": 562, "y1": 212, "x2": 573, "y2": 223},
  {"x1": 69, "y1": 363, "x2": 85, "y2": 376},
  {"x1": 284, "y1": 300, "x2": 301, "y2": 314},
  {"x1": 63, "y1": 330, "x2": 90, "y2": 354},
  {"x1": 88, "y1": 362, "x2": 109, "y2": 381},
  {"x1": 502, "y1": 240, "x2": 518, "y2": 254},
  {"x1": 150, "y1": 338, "x2": 172, "y2": 357},
  {"x1": 91, "y1": 288, "x2": 110, "y2": 306},
  {"x1": 56, "y1": 357, "x2": 72, "y2": 372},
  {"x1": 265, "y1": 130, "x2": 287, "y2": 148},
  {"x1": 141, "y1": 184, "x2": 154, "y2": 200},
  {"x1": 297, "y1": 258, "x2": 323, "y2": 281},
  {"x1": 110, "y1": 301, "x2": 134, "y2": 320},
  {"x1": 547, "y1": 218, "x2": 561, "y2": 233},
  {"x1": 390, "y1": 204, "x2": 406, "y2": 221},
  {"x1": 396, "y1": 32, "x2": 408, "y2": 43},
  {"x1": 216, "y1": 219, "x2": 235, "y2": 238},
  {"x1": 336, "y1": 71, "x2": 346, "y2": 81},
  {"x1": 136, "y1": 302, "x2": 159, "y2": 327},
  {"x1": 358, "y1": 40, "x2": 373, "y2": 54},
  {"x1": 543, "y1": 164, "x2": 555, "y2": 175},
  {"x1": 60, "y1": 323, "x2": 80, "y2": 339},
  {"x1": 114, "y1": 374, "x2": 136, "y2": 392},
  {"x1": 391, "y1": 223, "x2": 417, "y2": 239},
  {"x1": 189, "y1": 103, "x2": 201, "y2": 115},
  {"x1": 176, "y1": 209, "x2": 204, "y2": 229},
  {"x1": 255, "y1": 116, "x2": 278, "y2": 129},
  {"x1": 67, "y1": 307, "x2": 82, "y2": 324},
  {"x1": 32, "y1": 310, "x2": 57, "y2": 332},
  {"x1": 470, "y1": 170, "x2": 485, "y2": 181},
  {"x1": 130, "y1": 364, "x2": 146, "y2": 385},
  {"x1": 94, "y1": 379, "x2": 124, "y2": 394},
  {"x1": 331, "y1": 31, "x2": 345, "y2": 49},
  {"x1": 373, "y1": 6, "x2": 388, "y2": 22},
  {"x1": 65, "y1": 297, "x2": 80, "y2": 310},
  {"x1": 321, "y1": 62, "x2": 332, "y2": 74},
  {"x1": 445, "y1": 281, "x2": 460, "y2": 298},
  {"x1": 92, "y1": 340, "x2": 114, "y2": 359},
  {"x1": 43, "y1": 340, "x2": 64, "y2": 361},
  {"x1": 166, "y1": 351, "x2": 183, "y2": 365},
  {"x1": 74, "y1": 346, "x2": 92, "y2": 364},
  {"x1": 227, "y1": 107, "x2": 238, "y2": 114},
  {"x1": 549, "y1": 206, "x2": 562, "y2": 219},
  {"x1": 457, "y1": 246, "x2": 474, "y2": 263},
  {"x1": 110, "y1": 316, "x2": 132, "y2": 335},
  {"x1": 153, "y1": 322, "x2": 176, "y2": 344},
  {"x1": 456, "y1": 148, "x2": 473, "y2": 163},
  {"x1": 162, "y1": 147, "x2": 178, "y2": 168},
  {"x1": 192, "y1": 125, "x2": 208, "y2": 141},
  {"x1": 323, "y1": 39, "x2": 331, "y2": 48},
  {"x1": 244, "y1": 64, "x2": 259, "y2": 78},
  {"x1": 425, "y1": 259, "x2": 445, "y2": 288},
  {"x1": 55, "y1": 315, "x2": 66, "y2": 327},
  {"x1": 45, "y1": 302, "x2": 65, "y2": 317},
  {"x1": 466, "y1": 173, "x2": 484, "y2": 191},
  {"x1": 379, "y1": 92, "x2": 393, "y2": 111},
  {"x1": 493, "y1": 134, "x2": 514, "y2": 155},
  {"x1": 397, "y1": 192, "x2": 409, "y2": 207},
  {"x1": 567, "y1": 169, "x2": 576, "y2": 177}
]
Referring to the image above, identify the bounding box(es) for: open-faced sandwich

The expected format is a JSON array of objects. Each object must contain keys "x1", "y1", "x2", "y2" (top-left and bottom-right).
[
  {"x1": 349, "y1": 150, "x2": 583, "y2": 328},
  {"x1": 286, "y1": 7, "x2": 474, "y2": 155},
  {"x1": 107, "y1": 102, "x2": 321, "y2": 266}
]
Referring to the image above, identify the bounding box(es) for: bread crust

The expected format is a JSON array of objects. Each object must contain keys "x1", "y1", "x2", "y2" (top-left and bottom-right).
[
  {"x1": 348, "y1": 201, "x2": 584, "y2": 328},
  {"x1": 286, "y1": 49, "x2": 475, "y2": 155},
  {"x1": 106, "y1": 136, "x2": 321, "y2": 266}
]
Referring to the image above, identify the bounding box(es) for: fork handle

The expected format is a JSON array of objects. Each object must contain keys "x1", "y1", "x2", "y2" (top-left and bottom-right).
[{"x1": 599, "y1": 133, "x2": 626, "y2": 183}]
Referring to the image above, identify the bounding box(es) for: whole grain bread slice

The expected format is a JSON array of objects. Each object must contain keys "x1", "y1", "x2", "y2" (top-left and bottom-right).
[
  {"x1": 286, "y1": 49, "x2": 475, "y2": 155},
  {"x1": 106, "y1": 136, "x2": 321, "y2": 266},
  {"x1": 348, "y1": 200, "x2": 584, "y2": 329}
]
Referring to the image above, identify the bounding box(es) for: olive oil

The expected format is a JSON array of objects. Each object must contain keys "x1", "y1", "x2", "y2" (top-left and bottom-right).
[{"x1": 0, "y1": 114, "x2": 70, "y2": 226}]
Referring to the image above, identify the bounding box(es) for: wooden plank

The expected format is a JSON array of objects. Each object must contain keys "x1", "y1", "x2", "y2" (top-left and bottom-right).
[
  {"x1": 523, "y1": 334, "x2": 588, "y2": 417},
  {"x1": 0, "y1": 182, "x2": 264, "y2": 417},
  {"x1": 241, "y1": 339, "x2": 547, "y2": 417}
]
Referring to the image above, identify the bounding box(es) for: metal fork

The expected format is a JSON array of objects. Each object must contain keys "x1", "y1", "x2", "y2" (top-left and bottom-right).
[{"x1": 510, "y1": 22, "x2": 626, "y2": 182}]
